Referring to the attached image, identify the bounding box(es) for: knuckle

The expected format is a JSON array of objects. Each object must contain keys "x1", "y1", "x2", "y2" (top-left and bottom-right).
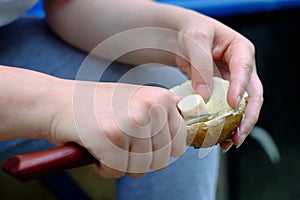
[
  {"x1": 185, "y1": 28, "x2": 211, "y2": 41},
  {"x1": 148, "y1": 88, "x2": 174, "y2": 105},
  {"x1": 238, "y1": 35, "x2": 255, "y2": 56},
  {"x1": 247, "y1": 40, "x2": 256, "y2": 56},
  {"x1": 242, "y1": 62, "x2": 253, "y2": 76},
  {"x1": 154, "y1": 87, "x2": 171, "y2": 97},
  {"x1": 130, "y1": 105, "x2": 151, "y2": 128},
  {"x1": 106, "y1": 130, "x2": 127, "y2": 148}
]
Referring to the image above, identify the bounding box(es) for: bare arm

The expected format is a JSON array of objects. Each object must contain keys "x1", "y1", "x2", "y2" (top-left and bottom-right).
[
  {"x1": 43, "y1": 0, "x2": 184, "y2": 60},
  {"x1": 0, "y1": 66, "x2": 59, "y2": 141}
]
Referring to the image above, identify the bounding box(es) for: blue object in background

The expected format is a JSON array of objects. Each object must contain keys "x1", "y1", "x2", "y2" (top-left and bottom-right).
[
  {"x1": 27, "y1": 0, "x2": 300, "y2": 18},
  {"x1": 26, "y1": 0, "x2": 45, "y2": 17},
  {"x1": 155, "y1": 0, "x2": 300, "y2": 17}
]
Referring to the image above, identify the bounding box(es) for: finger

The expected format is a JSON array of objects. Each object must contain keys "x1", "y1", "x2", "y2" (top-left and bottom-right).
[
  {"x1": 224, "y1": 38, "x2": 256, "y2": 109},
  {"x1": 127, "y1": 137, "x2": 152, "y2": 174},
  {"x1": 93, "y1": 163, "x2": 125, "y2": 179},
  {"x1": 232, "y1": 72, "x2": 264, "y2": 146},
  {"x1": 176, "y1": 39, "x2": 192, "y2": 78},
  {"x1": 220, "y1": 140, "x2": 234, "y2": 153},
  {"x1": 88, "y1": 127, "x2": 130, "y2": 175},
  {"x1": 182, "y1": 29, "x2": 214, "y2": 99},
  {"x1": 220, "y1": 139, "x2": 233, "y2": 149},
  {"x1": 169, "y1": 108, "x2": 187, "y2": 157},
  {"x1": 175, "y1": 55, "x2": 192, "y2": 78},
  {"x1": 126, "y1": 172, "x2": 146, "y2": 178},
  {"x1": 150, "y1": 124, "x2": 172, "y2": 171}
]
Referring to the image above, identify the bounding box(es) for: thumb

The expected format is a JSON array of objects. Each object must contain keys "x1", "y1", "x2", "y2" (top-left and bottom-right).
[{"x1": 181, "y1": 30, "x2": 214, "y2": 100}]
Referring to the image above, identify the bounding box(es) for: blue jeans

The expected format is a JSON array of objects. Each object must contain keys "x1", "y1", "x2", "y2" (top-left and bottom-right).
[{"x1": 0, "y1": 17, "x2": 220, "y2": 200}]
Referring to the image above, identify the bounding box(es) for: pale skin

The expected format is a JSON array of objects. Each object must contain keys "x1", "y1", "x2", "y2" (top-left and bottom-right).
[{"x1": 0, "y1": 0, "x2": 263, "y2": 178}]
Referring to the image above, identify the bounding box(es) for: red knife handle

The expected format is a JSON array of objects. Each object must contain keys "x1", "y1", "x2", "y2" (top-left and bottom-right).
[{"x1": 2, "y1": 142, "x2": 98, "y2": 182}]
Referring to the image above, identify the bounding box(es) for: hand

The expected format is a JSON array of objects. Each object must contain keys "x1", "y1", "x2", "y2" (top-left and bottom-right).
[
  {"x1": 48, "y1": 79, "x2": 186, "y2": 178},
  {"x1": 175, "y1": 12, "x2": 263, "y2": 149}
]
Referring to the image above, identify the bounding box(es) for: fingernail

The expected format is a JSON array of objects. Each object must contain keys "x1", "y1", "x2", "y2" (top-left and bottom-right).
[
  {"x1": 222, "y1": 141, "x2": 233, "y2": 153},
  {"x1": 241, "y1": 114, "x2": 245, "y2": 122},
  {"x1": 236, "y1": 134, "x2": 246, "y2": 149},
  {"x1": 236, "y1": 126, "x2": 242, "y2": 137},
  {"x1": 235, "y1": 95, "x2": 242, "y2": 110},
  {"x1": 196, "y1": 84, "x2": 209, "y2": 99}
]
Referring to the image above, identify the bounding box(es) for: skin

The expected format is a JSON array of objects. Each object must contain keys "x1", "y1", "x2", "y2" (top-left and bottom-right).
[{"x1": 0, "y1": 0, "x2": 263, "y2": 178}]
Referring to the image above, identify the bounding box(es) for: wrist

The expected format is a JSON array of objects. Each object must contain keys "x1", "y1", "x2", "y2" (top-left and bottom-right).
[
  {"x1": 0, "y1": 66, "x2": 65, "y2": 141},
  {"x1": 41, "y1": 77, "x2": 76, "y2": 145}
]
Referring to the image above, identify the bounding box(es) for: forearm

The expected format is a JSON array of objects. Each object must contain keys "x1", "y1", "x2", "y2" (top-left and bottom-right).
[
  {"x1": 0, "y1": 66, "x2": 59, "y2": 141},
  {"x1": 43, "y1": 0, "x2": 202, "y2": 65}
]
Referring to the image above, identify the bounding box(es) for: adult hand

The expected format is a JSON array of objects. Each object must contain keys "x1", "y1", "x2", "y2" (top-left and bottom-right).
[
  {"x1": 175, "y1": 12, "x2": 264, "y2": 149},
  {"x1": 48, "y1": 79, "x2": 186, "y2": 178}
]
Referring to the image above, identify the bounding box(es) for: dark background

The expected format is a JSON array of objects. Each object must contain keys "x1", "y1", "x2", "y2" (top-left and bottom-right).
[{"x1": 218, "y1": 8, "x2": 300, "y2": 200}]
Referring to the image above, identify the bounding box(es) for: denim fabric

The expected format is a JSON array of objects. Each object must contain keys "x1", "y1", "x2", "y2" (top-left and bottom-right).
[
  {"x1": 0, "y1": 17, "x2": 220, "y2": 200},
  {"x1": 117, "y1": 146, "x2": 220, "y2": 200}
]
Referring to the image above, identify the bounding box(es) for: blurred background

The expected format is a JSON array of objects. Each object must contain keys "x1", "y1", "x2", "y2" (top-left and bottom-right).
[{"x1": 1, "y1": 0, "x2": 300, "y2": 199}]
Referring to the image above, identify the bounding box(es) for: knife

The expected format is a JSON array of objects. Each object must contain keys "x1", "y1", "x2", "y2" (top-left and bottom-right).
[{"x1": 2, "y1": 114, "x2": 215, "y2": 182}]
